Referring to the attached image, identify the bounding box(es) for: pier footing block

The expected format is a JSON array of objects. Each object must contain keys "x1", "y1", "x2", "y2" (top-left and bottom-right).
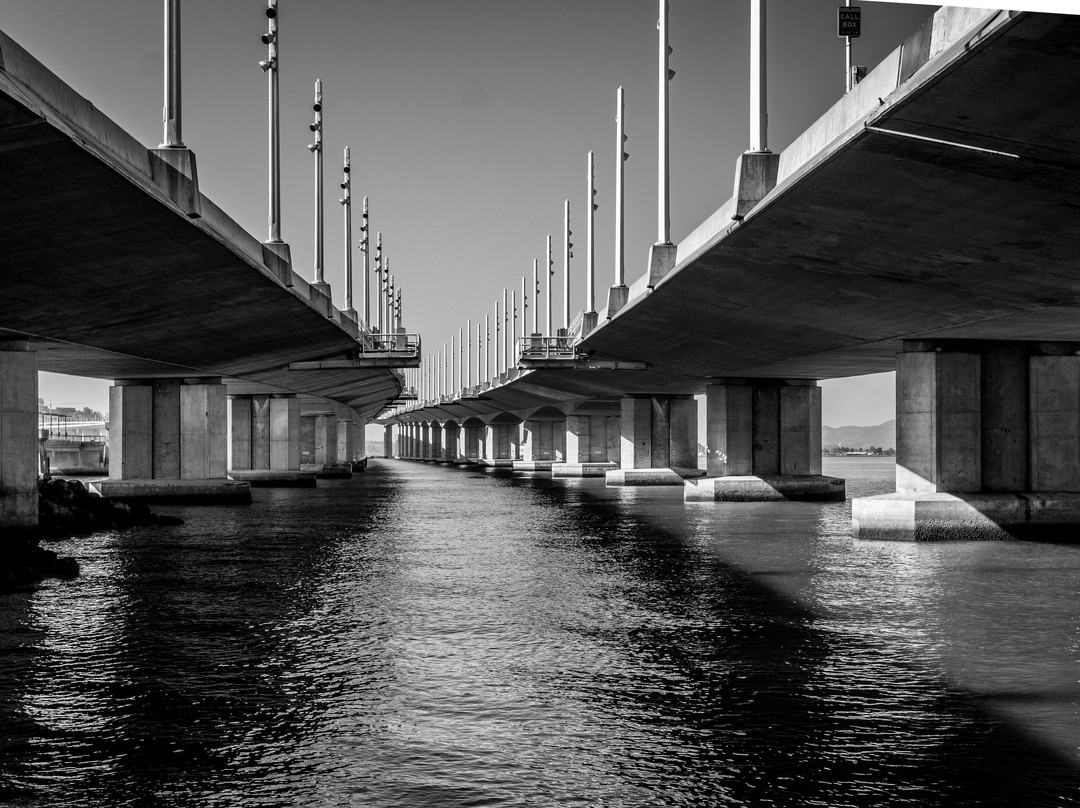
[
  {"x1": 552, "y1": 462, "x2": 618, "y2": 478},
  {"x1": 685, "y1": 475, "x2": 845, "y2": 502},
  {"x1": 606, "y1": 467, "x2": 704, "y2": 487},
  {"x1": 852, "y1": 492, "x2": 1080, "y2": 541},
  {"x1": 91, "y1": 478, "x2": 251, "y2": 505},
  {"x1": 228, "y1": 470, "x2": 317, "y2": 488},
  {"x1": 513, "y1": 461, "x2": 554, "y2": 471}
]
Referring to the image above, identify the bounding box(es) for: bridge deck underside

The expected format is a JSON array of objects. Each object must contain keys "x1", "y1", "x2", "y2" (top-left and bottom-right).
[
  {"x1": 579, "y1": 13, "x2": 1080, "y2": 388},
  {"x1": 0, "y1": 48, "x2": 400, "y2": 420}
]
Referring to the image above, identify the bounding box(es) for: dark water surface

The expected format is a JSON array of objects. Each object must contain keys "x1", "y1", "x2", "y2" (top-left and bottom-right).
[{"x1": 1, "y1": 457, "x2": 1079, "y2": 806}]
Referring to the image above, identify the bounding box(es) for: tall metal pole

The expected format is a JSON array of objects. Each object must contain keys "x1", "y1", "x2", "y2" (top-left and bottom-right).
[
  {"x1": 385, "y1": 258, "x2": 392, "y2": 334},
  {"x1": 388, "y1": 274, "x2": 395, "y2": 331},
  {"x1": 532, "y1": 259, "x2": 539, "y2": 335},
  {"x1": 845, "y1": 0, "x2": 853, "y2": 92},
  {"x1": 586, "y1": 151, "x2": 595, "y2": 312},
  {"x1": 341, "y1": 147, "x2": 352, "y2": 311},
  {"x1": 750, "y1": 0, "x2": 768, "y2": 151},
  {"x1": 658, "y1": 0, "x2": 671, "y2": 244},
  {"x1": 563, "y1": 200, "x2": 571, "y2": 331},
  {"x1": 466, "y1": 319, "x2": 472, "y2": 390},
  {"x1": 546, "y1": 235, "x2": 553, "y2": 337},
  {"x1": 615, "y1": 86, "x2": 626, "y2": 286},
  {"x1": 520, "y1": 276, "x2": 527, "y2": 349},
  {"x1": 484, "y1": 314, "x2": 490, "y2": 381},
  {"x1": 161, "y1": 0, "x2": 184, "y2": 148},
  {"x1": 503, "y1": 288, "x2": 510, "y2": 373},
  {"x1": 457, "y1": 328, "x2": 463, "y2": 391},
  {"x1": 361, "y1": 197, "x2": 370, "y2": 327},
  {"x1": 263, "y1": 0, "x2": 281, "y2": 242},
  {"x1": 511, "y1": 288, "x2": 518, "y2": 366},
  {"x1": 495, "y1": 300, "x2": 502, "y2": 377},
  {"x1": 310, "y1": 79, "x2": 324, "y2": 284},
  {"x1": 476, "y1": 321, "x2": 482, "y2": 389},
  {"x1": 375, "y1": 232, "x2": 383, "y2": 333}
]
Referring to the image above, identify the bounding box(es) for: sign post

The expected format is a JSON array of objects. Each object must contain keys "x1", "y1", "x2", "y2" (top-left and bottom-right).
[{"x1": 838, "y1": 4, "x2": 861, "y2": 91}]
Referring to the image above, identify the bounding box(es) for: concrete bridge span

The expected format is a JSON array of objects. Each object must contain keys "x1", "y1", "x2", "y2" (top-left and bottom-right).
[
  {"x1": 0, "y1": 29, "x2": 411, "y2": 523},
  {"x1": 389, "y1": 8, "x2": 1080, "y2": 539}
]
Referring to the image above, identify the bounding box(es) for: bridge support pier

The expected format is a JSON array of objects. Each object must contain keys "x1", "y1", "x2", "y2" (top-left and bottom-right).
[
  {"x1": 463, "y1": 422, "x2": 485, "y2": 462},
  {"x1": 515, "y1": 418, "x2": 565, "y2": 471},
  {"x1": 228, "y1": 394, "x2": 314, "y2": 487},
  {"x1": 96, "y1": 378, "x2": 250, "y2": 504},
  {"x1": 0, "y1": 342, "x2": 39, "y2": 529},
  {"x1": 444, "y1": 422, "x2": 461, "y2": 463},
  {"x1": 606, "y1": 396, "x2": 699, "y2": 486},
  {"x1": 553, "y1": 411, "x2": 620, "y2": 477},
  {"x1": 430, "y1": 422, "x2": 444, "y2": 461},
  {"x1": 685, "y1": 379, "x2": 845, "y2": 502},
  {"x1": 483, "y1": 422, "x2": 520, "y2": 467},
  {"x1": 384, "y1": 424, "x2": 394, "y2": 458},
  {"x1": 854, "y1": 341, "x2": 1080, "y2": 540}
]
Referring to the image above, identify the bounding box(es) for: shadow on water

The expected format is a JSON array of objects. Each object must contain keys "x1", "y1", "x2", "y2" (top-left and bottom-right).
[
  {"x1": 1, "y1": 459, "x2": 1078, "y2": 806},
  {"x1": 474, "y1": 464, "x2": 1080, "y2": 806},
  {"x1": 0, "y1": 476, "x2": 405, "y2": 807}
]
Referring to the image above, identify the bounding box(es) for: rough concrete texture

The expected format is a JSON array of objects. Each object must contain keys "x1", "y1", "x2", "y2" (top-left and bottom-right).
[
  {"x1": 92, "y1": 478, "x2": 251, "y2": 504},
  {"x1": 227, "y1": 469, "x2": 317, "y2": 488},
  {"x1": 551, "y1": 462, "x2": 617, "y2": 478},
  {"x1": 606, "y1": 468, "x2": 686, "y2": 487},
  {"x1": 685, "y1": 475, "x2": 845, "y2": 503},
  {"x1": 851, "y1": 491, "x2": 1080, "y2": 541}
]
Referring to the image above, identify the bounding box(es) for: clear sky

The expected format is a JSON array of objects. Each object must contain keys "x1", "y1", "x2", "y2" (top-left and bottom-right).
[{"x1": 5, "y1": 0, "x2": 973, "y2": 426}]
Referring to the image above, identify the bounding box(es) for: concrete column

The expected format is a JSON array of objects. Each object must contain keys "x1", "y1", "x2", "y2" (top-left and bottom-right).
[
  {"x1": 384, "y1": 424, "x2": 394, "y2": 458},
  {"x1": 337, "y1": 419, "x2": 352, "y2": 465},
  {"x1": 896, "y1": 350, "x2": 981, "y2": 494},
  {"x1": 618, "y1": 396, "x2": 695, "y2": 470},
  {"x1": 609, "y1": 395, "x2": 696, "y2": 485},
  {"x1": 228, "y1": 394, "x2": 309, "y2": 486},
  {"x1": 854, "y1": 341, "x2": 1080, "y2": 540},
  {"x1": 271, "y1": 397, "x2": 301, "y2": 470},
  {"x1": 313, "y1": 415, "x2": 337, "y2": 465},
  {"x1": 445, "y1": 423, "x2": 459, "y2": 461},
  {"x1": 0, "y1": 343, "x2": 38, "y2": 528},
  {"x1": 705, "y1": 382, "x2": 753, "y2": 476},
  {"x1": 431, "y1": 422, "x2": 443, "y2": 461},
  {"x1": 688, "y1": 379, "x2": 839, "y2": 502},
  {"x1": 103, "y1": 378, "x2": 248, "y2": 502},
  {"x1": 1029, "y1": 355, "x2": 1080, "y2": 491},
  {"x1": 436, "y1": 422, "x2": 448, "y2": 461},
  {"x1": 421, "y1": 422, "x2": 432, "y2": 460}
]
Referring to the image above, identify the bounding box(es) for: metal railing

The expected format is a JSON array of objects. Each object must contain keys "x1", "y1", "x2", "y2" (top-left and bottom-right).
[
  {"x1": 361, "y1": 332, "x2": 421, "y2": 357},
  {"x1": 517, "y1": 335, "x2": 581, "y2": 361}
]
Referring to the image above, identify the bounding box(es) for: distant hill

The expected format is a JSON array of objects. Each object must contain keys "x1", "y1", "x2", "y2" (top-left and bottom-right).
[{"x1": 822, "y1": 420, "x2": 895, "y2": 450}]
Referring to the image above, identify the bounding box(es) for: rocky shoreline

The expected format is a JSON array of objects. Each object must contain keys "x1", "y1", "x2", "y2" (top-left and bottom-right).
[{"x1": 0, "y1": 478, "x2": 183, "y2": 593}]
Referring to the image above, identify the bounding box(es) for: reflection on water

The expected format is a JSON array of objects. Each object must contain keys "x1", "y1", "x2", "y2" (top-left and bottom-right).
[{"x1": 1, "y1": 457, "x2": 1078, "y2": 806}]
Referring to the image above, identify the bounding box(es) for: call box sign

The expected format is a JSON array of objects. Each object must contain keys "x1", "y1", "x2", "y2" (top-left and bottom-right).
[{"x1": 838, "y1": 6, "x2": 861, "y2": 38}]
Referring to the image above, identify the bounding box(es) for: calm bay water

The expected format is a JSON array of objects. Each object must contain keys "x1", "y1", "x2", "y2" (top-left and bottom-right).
[{"x1": 1, "y1": 457, "x2": 1079, "y2": 806}]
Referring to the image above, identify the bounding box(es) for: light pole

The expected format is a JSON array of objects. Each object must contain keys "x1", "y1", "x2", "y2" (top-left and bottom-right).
[
  {"x1": 340, "y1": 147, "x2": 354, "y2": 315},
  {"x1": 161, "y1": 0, "x2": 183, "y2": 148},
  {"x1": 563, "y1": 200, "x2": 571, "y2": 332},
  {"x1": 261, "y1": 0, "x2": 281, "y2": 243},
  {"x1": 308, "y1": 79, "x2": 325, "y2": 289},
  {"x1": 360, "y1": 197, "x2": 370, "y2": 328}
]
